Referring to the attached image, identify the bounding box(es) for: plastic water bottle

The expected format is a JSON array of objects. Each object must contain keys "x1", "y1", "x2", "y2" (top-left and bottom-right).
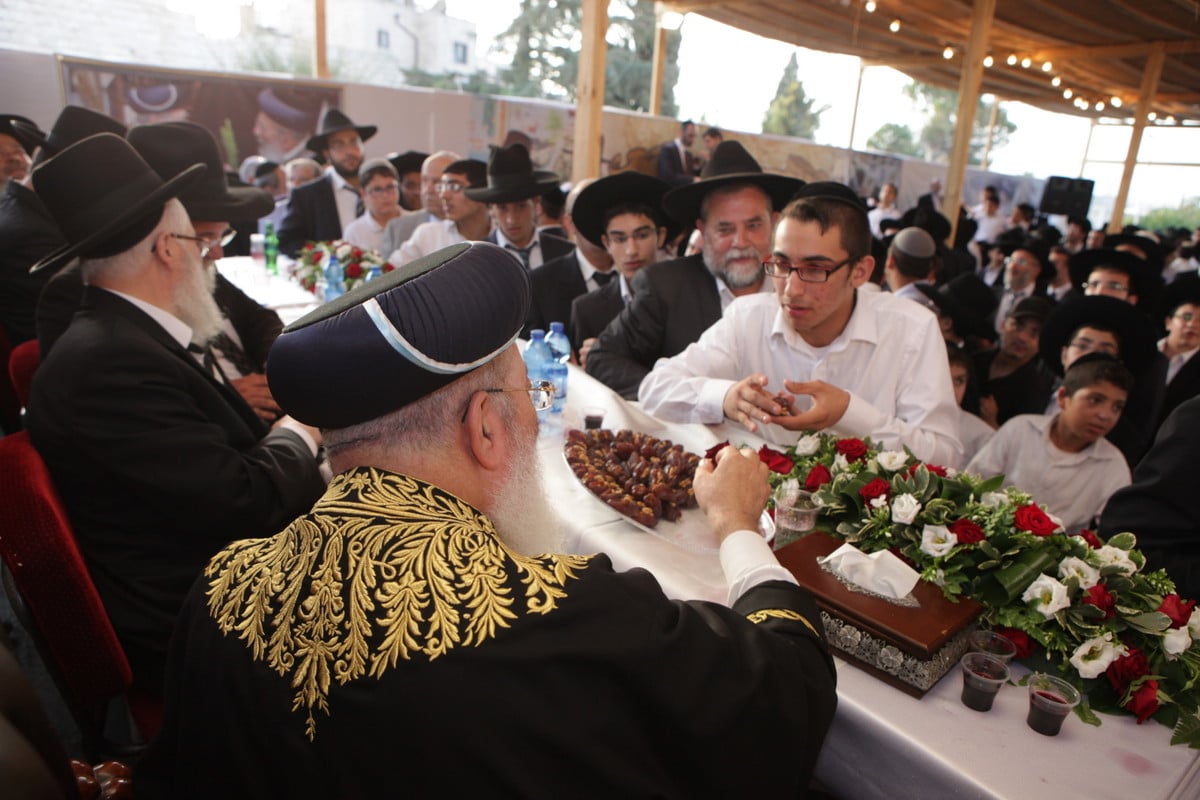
[
  {"x1": 324, "y1": 252, "x2": 344, "y2": 300},
  {"x1": 544, "y1": 321, "x2": 569, "y2": 414},
  {"x1": 523, "y1": 330, "x2": 552, "y2": 424},
  {"x1": 264, "y1": 222, "x2": 279, "y2": 275},
  {"x1": 366, "y1": 264, "x2": 383, "y2": 282}
]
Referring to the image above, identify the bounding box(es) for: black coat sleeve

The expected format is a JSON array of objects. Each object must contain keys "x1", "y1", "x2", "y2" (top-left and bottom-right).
[{"x1": 213, "y1": 274, "x2": 284, "y2": 371}]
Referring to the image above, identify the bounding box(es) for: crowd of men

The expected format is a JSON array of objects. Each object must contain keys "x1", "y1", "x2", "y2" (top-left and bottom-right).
[{"x1": 2, "y1": 102, "x2": 1199, "y2": 792}]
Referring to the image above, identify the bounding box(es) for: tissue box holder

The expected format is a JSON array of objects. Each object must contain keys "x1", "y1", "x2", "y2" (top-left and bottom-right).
[{"x1": 775, "y1": 532, "x2": 983, "y2": 698}]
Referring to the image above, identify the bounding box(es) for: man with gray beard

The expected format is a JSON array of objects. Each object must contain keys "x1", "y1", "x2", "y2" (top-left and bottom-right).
[
  {"x1": 585, "y1": 141, "x2": 802, "y2": 398},
  {"x1": 137, "y1": 242, "x2": 837, "y2": 797},
  {"x1": 24, "y1": 132, "x2": 325, "y2": 698}
]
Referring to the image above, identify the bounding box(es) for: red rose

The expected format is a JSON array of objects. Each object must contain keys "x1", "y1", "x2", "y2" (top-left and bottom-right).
[
  {"x1": 805, "y1": 464, "x2": 832, "y2": 492},
  {"x1": 382, "y1": 263, "x2": 395, "y2": 272},
  {"x1": 994, "y1": 627, "x2": 1035, "y2": 659},
  {"x1": 948, "y1": 518, "x2": 985, "y2": 545},
  {"x1": 344, "y1": 262, "x2": 364, "y2": 279},
  {"x1": 1125, "y1": 680, "x2": 1159, "y2": 724},
  {"x1": 835, "y1": 438, "x2": 868, "y2": 462},
  {"x1": 1075, "y1": 529, "x2": 1103, "y2": 549},
  {"x1": 1106, "y1": 647, "x2": 1149, "y2": 694},
  {"x1": 907, "y1": 462, "x2": 948, "y2": 478},
  {"x1": 757, "y1": 445, "x2": 794, "y2": 474},
  {"x1": 703, "y1": 441, "x2": 730, "y2": 462},
  {"x1": 1158, "y1": 594, "x2": 1196, "y2": 629},
  {"x1": 859, "y1": 477, "x2": 890, "y2": 503},
  {"x1": 312, "y1": 251, "x2": 323, "y2": 262},
  {"x1": 1013, "y1": 504, "x2": 1058, "y2": 536},
  {"x1": 1081, "y1": 584, "x2": 1116, "y2": 620}
]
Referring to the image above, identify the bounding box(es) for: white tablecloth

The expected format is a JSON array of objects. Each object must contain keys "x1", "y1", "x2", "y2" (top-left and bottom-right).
[
  {"x1": 217, "y1": 255, "x2": 318, "y2": 326},
  {"x1": 547, "y1": 364, "x2": 1200, "y2": 800}
]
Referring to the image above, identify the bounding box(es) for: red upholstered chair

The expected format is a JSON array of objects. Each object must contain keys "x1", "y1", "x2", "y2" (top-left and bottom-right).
[
  {"x1": 0, "y1": 326, "x2": 19, "y2": 433},
  {"x1": 9, "y1": 339, "x2": 40, "y2": 410},
  {"x1": 0, "y1": 432, "x2": 161, "y2": 758}
]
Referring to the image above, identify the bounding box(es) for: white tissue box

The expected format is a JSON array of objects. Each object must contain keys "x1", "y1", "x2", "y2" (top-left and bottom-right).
[{"x1": 776, "y1": 533, "x2": 983, "y2": 698}]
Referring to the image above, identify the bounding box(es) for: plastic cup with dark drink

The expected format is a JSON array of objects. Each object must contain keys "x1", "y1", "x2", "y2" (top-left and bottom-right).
[
  {"x1": 582, "y1": 406, "x2": 606, "y2": 430},
  {"x1": 959, "y1": 652, "x2": 1009, "y2": 711},
  {"x1": 969, "y1": 629, "x2": 1018, "y2": 663},
  {"x1": 1026, "y1": 673, "x2": 1081, "y2": 736}
]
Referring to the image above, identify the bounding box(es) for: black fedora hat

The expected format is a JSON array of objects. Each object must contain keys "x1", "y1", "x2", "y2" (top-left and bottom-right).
[
  {"x1": 387, "y1": 150, "x2": 428, "y2": 176},
  {"x1": 1039, "y1": 294, "x2": 1157, "y2": 377},
  {"x1": 29, "y1": 133, "x2": 206, "y2": 274},
  {"x1": 0, "y1": 114, "x2": 40, "y2": 154},
  {"x1": 661, "y1": 140, "x2": 802, "y2": 226},
  {"x1": 1159, "y1": 272, "x2": 1200, "y2": 319},
  {"x1": 1068, "y1": 248, "x2": 1160, "y2": 302},
  {"x1": 464, "y1": 143, "x2": 560, "y2": 204},
  {"x1": 268, "y1": 242, "x2": 531, "y2": 429},
  {"x1": 915, "y1": 273, "x2": 997, "y2": 340},
  {"x1": 128, "y1": 121, "x2": 274, "y2": 222},
  {"x1": 571, "y1": 171, "x2": 675, "y2": 249},
  {"x1": 13, "y1": 106, "x2": 125, "y2": 166},
  {"x1": 1104, "y1": 232, "x2": 1165, "y2": 270},
  {"x1": 305, "y1": 108, "x2": 377, "y2": 153}
]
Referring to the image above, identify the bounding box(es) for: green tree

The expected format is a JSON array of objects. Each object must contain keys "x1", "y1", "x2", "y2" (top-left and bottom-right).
[
  {"x1": 866, "y1": 123, "x2": 921, "y2": 157},
  {"x1": 490, "y1": 0, "x2": 681, "y2": 115},
  {"x1": 761, "y1": 53, "x2": 828, "y2": 140},
  {"x1": 402, "y1": 67, "x2": 508, "y2": 95},
  {"x1": 904, "y1": 81, "x2": 1016, "y2": 165},
  {"x1": 1137, "y1": 199, "x2": 1200, "y2": 232}
]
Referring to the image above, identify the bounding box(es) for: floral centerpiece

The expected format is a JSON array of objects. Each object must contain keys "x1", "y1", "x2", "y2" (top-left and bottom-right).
[
  {"x1": 750, "y1": 432, "x2": 1200, "y2": 747},
  {"x1": 292, "y1": 240, "x2": 394, "y2": 295}
]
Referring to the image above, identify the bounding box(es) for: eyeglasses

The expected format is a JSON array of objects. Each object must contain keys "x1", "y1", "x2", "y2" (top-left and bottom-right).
[
  {"x1": 1067, "y1": 337, "x2": 1119, "y2": 356},
  {"x1": 1004, "y1": 256, "x2": 1036, "y2": 268},
  {"x1": 367, "y1": 183, "x2": 400, "y2": 196},
  {"x1": 460, "y1": 380, "x2": 555, "y2": 422},
  {"x1": 435, "y1": 179, "x2": 468, "y2": 194},
  {"x1": 1174, "y1": 311, "x2": 1198, "y2": 323},
  {"x1": 762, "y1": 256, "x2": 854, "y2": 283},
  {"x1": 169, "y1": 227, "x2": 236, "y2": 261},
  {"x1": 1082, "y1": 279, "x2": 1129, "y2": 294}
]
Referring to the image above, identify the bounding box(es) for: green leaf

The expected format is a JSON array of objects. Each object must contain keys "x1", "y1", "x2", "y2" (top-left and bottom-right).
[
  {"x1": 1124, "y1": 611, "x2": 1173, "y2": 635},
  {"x1": 1170, "y1": 712, "x2": 1200, "y2": 748},
  {"x1": 1107, "y1": 532, "x2": 1138, "y2": 551}
]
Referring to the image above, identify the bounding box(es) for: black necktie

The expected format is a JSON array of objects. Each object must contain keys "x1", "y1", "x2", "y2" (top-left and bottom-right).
[
  {"x1": 506, "y1": 243, "x2": 535, "y2": 269},
  {"x1": 210, "y1": 331, "x2": 258, "y2": 378},
  {"x1": 592, "y1": 271, "x2": 614, "y2": 286},
  {"x1": 188, "y1": 343, "x2": 227, "y2": 385},
  {"x1": 347, "y1": 186, "x2": 364, "y2": 217}
]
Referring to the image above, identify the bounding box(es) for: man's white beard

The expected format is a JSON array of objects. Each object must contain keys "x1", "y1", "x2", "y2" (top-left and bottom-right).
[
  {"x1": 704, "y1": 240, "x2": 764, "y2": 290},
  {"x1": 176, "y1": 260, "x2": 226, "y2": 345},
  {"x1": 490, "y1": 433, "x2": 563, "y2": 556}
]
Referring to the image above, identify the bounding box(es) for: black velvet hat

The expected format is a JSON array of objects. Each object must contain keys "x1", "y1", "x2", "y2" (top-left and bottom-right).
[
  {"x1": 13, "y1": 106, "x2": 125, "y2": 167},
  {"x1": 305, "y1": 108, "x2": 377, "y2": 153},
  {"x1": 661, "y1": 140, "x2": 802, "y2": 225},
  {"x1": 464, "y1": 143, "x2": 559, "y2": 203},
  {"x1": 128, "y1": 122, "x2": 275, "y2": 222},
  {"x1": 571, "y1": 171, "x2": 674, "y2": 249},
  {"x1": 1039, "y1": 294, "x2": 1158, "y2": 377},
  {"x1": 29, "y1": 133, "x2": 206, "y2": 273},
  {"x1": 1068, "y1": 248, "x2": 1160, "y2": 302},
  {"x1": 387, "y1": 150, "x2": 428, "y2": 177},
  {"x1": 1159, "y1": 272, "x2": 1200, "y2": 319},
  {"x1": 1104, "y1": 232, "x2": 1165, "y2": 270},
  {"x1": 0, "y1": 114, "x2": 39, "y2": 154},
  {"x1": 792, "y1": 180, "x2": 869, "y2": 212},
  {"x1": 915, "y1": 273, "x2": 997, "y2": 340},
  {"x1": 267, "y1": 242, "x2": 532, "y2": 429}
]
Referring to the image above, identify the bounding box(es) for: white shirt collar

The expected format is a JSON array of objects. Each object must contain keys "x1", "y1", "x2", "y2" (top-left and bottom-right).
[
  {"x1": 494, "y1": 227, "x2": 538, "y2": 252},
  {"x1": 101, "y1": 287, "x2": 193, "y2": 348},
  {"x1": 770, "y1": 287, "x2": 878, "y2": 354}
]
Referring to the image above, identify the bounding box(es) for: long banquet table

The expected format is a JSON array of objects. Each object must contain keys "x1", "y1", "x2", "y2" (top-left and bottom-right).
[
  {"x1": 223, "y1": 257, "x2": 1200, "y2": 800},
  {"x1": 546, "y1": 364, "x2": 1200, "y2": 800}
]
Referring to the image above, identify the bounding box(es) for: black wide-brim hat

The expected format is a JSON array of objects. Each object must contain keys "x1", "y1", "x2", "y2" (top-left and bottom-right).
[
  {"x1": 29, "y1": 133, "x2": 206, "y2": 274},
  {"x1": 661, "y1": 140, "x2": 802, "y2": 226},
  {"x1": 13, "y1": 106, "x2": 126, "y2": 167},
  {"x1": 1104, "y1": 232, "x2": 1165, "y2": 270},
  {"x1": 915, "y1": 273, "x2": 996, "y2": 340},
  {"x1": 1159, "y1": 272, "x2": 1200, "y2": 319},
  {"x1": 305, "y1": 108, "x2": 377, "y2": 153},
  {"x1": 464, "y1": 143, "x2": 560, "y2": 204},
  {"x1": 268, "y1": 242, "x2": 531, "y2": 429},
  {"x1": 572, "y1": 171, "x2": 675, "y2": 249},
  {"x1": 0, "y1": 114, "x2": 39, "y2": 154},
  {"x1": 388, "y1": 150, "x2": 428, "y2": 176},
  {"x1": 1068, "y1": 248, "x2": 1160, "y2": 301},
  {"x1": 128, "y1": 121, "x2": 274, "y2": 221},
  {"x1": 1039, "y1": 294, "x2": 1158, "y2": 377}
]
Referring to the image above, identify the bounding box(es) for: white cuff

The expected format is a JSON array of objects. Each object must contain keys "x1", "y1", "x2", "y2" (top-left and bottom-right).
[{"x1": 719, "y1": 529, "x2": 797, "y2": 605}]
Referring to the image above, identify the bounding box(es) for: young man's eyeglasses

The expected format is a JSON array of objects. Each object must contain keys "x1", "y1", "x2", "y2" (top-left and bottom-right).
[
  {"x1": 435, "y1": 179, "x2": 468, "y2": 194},
  {"x1": 366, "y1": 182, "x2": 400, "y2": 196},
  {"x1": 460, "y1": 380, "x2": 555, "y2": 422},
  {"x1": 762, "y1": 256, "x2": 854, "y2": 283}
]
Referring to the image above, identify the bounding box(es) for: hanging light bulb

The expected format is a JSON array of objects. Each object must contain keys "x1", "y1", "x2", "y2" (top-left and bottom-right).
[
  {"x1": 1051, "y1": 76, "x2": 1061, "y2": 87},
  {"x1": 1020, "y1": 57, "x2": 1032, "y2": 69},
  {"x1": 983, "y1": 55, "x2": 994, "y2": 68},
  {"x1": 1063, "y1": 89, "x2": 1073, "y2": 99},
  {"x1": 1147, "y1": 111, "x2": 1157, "y2": 121},
  {"x1": 943, "y1": 46, "x2": 954, "y2": 60},
  {"x1": 1041, "y1": 61, "x2": 1052, "y2": 72},
  {"x1": 865, "y1": 0, "x2": 877, "y2": 12},
  {"x1": 889, "y1": 19, "x2": 901, "y2": 32},
  {"x1": 1110, "y1": 96, "x2": 1122, "y2": 108},
  {"x1": 1095, "y1": 101, "x2": 1105, "y2": 111},
  {"x1": 1006, "y1": 54, "x2": 1018, "y2": 66}
]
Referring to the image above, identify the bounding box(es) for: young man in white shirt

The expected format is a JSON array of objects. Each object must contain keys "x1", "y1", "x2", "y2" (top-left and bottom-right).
[
  {"x1": 639, "y1": 181, "x2": 963, "y2": 466},
  {"x1": 393, "y1": 159, "x2": 490, "y2": 266},
  {"x1": 342, "y1": 159, "x2": 402, "y2": 256}
]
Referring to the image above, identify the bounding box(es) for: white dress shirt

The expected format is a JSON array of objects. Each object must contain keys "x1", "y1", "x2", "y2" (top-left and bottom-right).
[
  {"x1": 494, "y1": 228, "x2": 547, "y2": 270},
  {"x1": 394, "y1": 218, "x2": 468, "y2": 266},
  {"x1": 342, "y1": 212, "x2": 388, "y2": 256},
  {"x1": 966, "y1": 413, "x2": 1130, "y2": 533},
  {"x1": 638, "y1": 289, "x2": 964, "y2": 465}
]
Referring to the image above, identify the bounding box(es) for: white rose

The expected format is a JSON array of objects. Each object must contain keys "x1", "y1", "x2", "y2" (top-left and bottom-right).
[
  {"x1": 1069, "y1": 633, "x2": 1126, "y2": 679},
  {"x1": 335, "y1": 243, "x2": 352, "y2": 260},
  {"x1": 1058, "y1": 556, "x2": 1101, "y2": 589},
  {"x1": 920, "y1": 524, "x2": 955, "y2": 558},
  {"x1": 891, "y1": 493, "x2": 922, "y2": 525},
  {"x1": 794, "y1": 434, "x2": 822, "y2": 456},
  {"x1": 1046, "y1": 512, "x2": 1066, "y2": 534},
  {"x1": 869, "y1": 496, "x2": 888, "y2": 510},
  {"x1": 1164, "y1": 627, "x2": 1193, "y2": 659},
  {"x1": 1091, "y1": 545, "x2": 1138, "y2": 575},
  {"x1": 1188, "y1": 607, "x2": 1200, "y2": 640},
  {"x1": 832, "y1": 453, "x2": 850, "y2": 473},
  {"x1": 980, "y1": 491, "x2": 1008, "y2": 508},
  {"x1": 1022, "y1": 574, "x2": 1071, "y2": 619},
  {"x1": 876, "y1": 451, "x2": 908, "y2": 472}
]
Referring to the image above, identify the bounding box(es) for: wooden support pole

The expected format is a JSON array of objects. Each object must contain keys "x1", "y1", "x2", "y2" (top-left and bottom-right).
[
  {"x1": 1109, "y1": 43, "x2": 1165, "y2": 233},
  {"x1": 650, "y1": 24, "x2": 668, "y2": 117},
  {"x1": 314, "y1": 0, "x2": 329, "y2": 79},
  {"x1": 943, "y1": 0, "x2": 995, "y2": 246},
  {"x1": 573, "y1": 0, "x2": 609, "y2": 182}
]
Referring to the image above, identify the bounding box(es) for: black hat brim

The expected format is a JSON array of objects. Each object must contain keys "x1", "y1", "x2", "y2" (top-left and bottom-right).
[
  {"x1": 306, "y1": 125, "x2": 378, "y2": 153},
  {"x1": 661, "y1": 173, "x2": 802, "y2": 226},
  {"x1": 185, "y1": 184, "x2": 276, "y2": 222},
  {"x1": 914, "y1": 283, "x2": 994, "y2": 340},
  {"x1": 464, "y1": 172, "x2": 560, "y2": 203},
  {"x1": 572, "y1": 172, "x2": 674, "y2": 249},
  {"x1": 1103, "y1": 233, "x2": 1164, "y2": 269},
  {"x1": 30, "y1": 162, "x2": 207, "y2": 274},
  {"x1": 1039, "y1": 293, "x2": 1158, "y2": 377},
  {"x1": 1068, "y1": 248, "x2": 1160, "y2": 300}
]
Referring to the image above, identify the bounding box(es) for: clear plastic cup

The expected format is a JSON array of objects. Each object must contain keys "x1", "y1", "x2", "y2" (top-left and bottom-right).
[
  {"x1": 960, "y1": 652, "x2": 1009, "y2": 712},
  {"x1": 969, "y1": 629, "x2": 1018, "y2": 663},
  {"x1": 1026, "y1": 673, "x2": 1081, "y2": 736}
]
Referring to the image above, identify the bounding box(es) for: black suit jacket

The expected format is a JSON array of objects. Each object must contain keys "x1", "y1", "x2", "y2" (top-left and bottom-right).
[
  {"x1": 1100, "y1": 397, "x2": 1200, "y2": 599},
  {"x1": 1160, "y1": 351, "x2": 1200, "y2": 428},
  {"x1": 585, "y1": 254, "x2": 721, "y2": 399},
  {"x1": 278, "y1": 174, "x2": 344, "y2": 257},
  {"x1": 485, "y1": 231, "x2": 574, "y2": 270},
  {"x1": 569, "y1": 279, "x2": 624, "y2": 353},
  {"x1": 0, "y1": 181, "x2": 66, "y2": 344},
  {"x1": 656, "y1": 140, "x2": 698, "y2": 188},
  {"x1": 526, "y1": 249, "x2": 586, "y2": 337},
  {"x1": 25, "y1": 288, "x2": 324, "y2": 692}
]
